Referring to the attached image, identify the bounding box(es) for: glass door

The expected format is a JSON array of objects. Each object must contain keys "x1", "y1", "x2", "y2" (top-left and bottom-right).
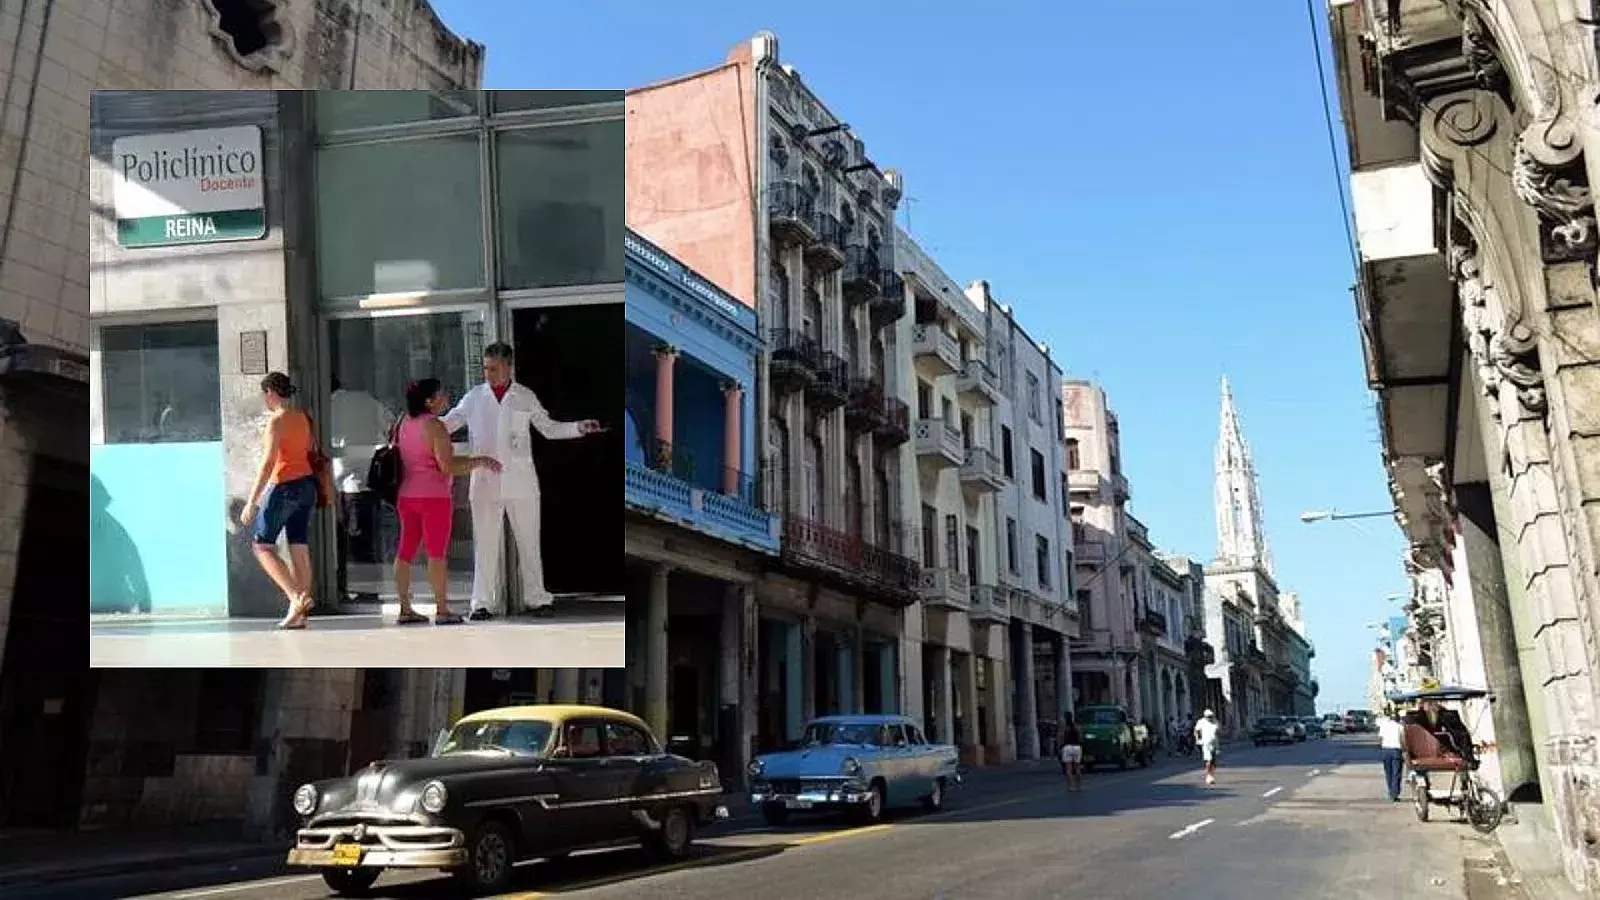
[{"x1": 323, "y1": 306, "x2": 488, "y2": 608}]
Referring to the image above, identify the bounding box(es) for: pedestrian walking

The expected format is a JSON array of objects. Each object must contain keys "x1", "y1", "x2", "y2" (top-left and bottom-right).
[
  {"x1": 441, "y1": 342, "x2": 606, "y2": 620},
  {"x1": 1058, "y1": 712, "x2": 1083, "y2": 793},
  {"x1": 240, "y1": 372, "x2": 326, "y2": 630},
  {"x1": 1377, "y1": 708, "x2": 1406, "y2": 801},
  {"x1": 1194, "y1": 709, "x2": 1221, "y2": 786}
]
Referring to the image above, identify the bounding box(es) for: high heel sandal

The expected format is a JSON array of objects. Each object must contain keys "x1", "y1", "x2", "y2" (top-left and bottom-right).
[{"x1": 278, "y1": 592, "x2": 313, "y2": 630}]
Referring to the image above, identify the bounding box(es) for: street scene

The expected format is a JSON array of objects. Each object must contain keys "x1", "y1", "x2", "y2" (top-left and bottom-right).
[{"x1": 0, "y1": 736, "x2": 1527, "y2": 900}]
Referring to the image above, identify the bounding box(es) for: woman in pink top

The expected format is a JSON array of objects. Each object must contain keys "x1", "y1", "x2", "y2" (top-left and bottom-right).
[{"x1": 394, "y1": 379, "x2": 500, "y2": 625}]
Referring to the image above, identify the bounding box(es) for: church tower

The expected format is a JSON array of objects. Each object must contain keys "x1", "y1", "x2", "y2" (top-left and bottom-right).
[{"x1": 1215, "y1": 377, "x2": 1273, "y2": 575}]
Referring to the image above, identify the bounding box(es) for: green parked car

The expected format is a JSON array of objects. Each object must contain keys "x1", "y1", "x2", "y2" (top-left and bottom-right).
[{"x1": 1076, "y1": 705, "x2": 1149, "y2": 770}]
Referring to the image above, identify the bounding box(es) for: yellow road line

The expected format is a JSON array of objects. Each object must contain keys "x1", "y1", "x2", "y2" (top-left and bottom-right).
[{"x1": 788, "y1": 823, "x2": 893, "y2": 845}]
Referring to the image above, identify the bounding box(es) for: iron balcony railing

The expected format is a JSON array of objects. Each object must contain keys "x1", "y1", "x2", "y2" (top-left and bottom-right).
[
  {"x1": 780, "y1": 514, "x2": 920, "y2": 604},
  {"x1": 842, "y1": 246, "x2": 884, "y2": 302},
  {"x1": 810, "y1": 210, "x2": 844, "y2": 251},
  {"x1": 768, "y1": 181, "x2": 815, "y2": 224}
]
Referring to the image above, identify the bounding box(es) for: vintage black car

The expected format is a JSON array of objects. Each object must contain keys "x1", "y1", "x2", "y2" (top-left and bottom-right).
[{"x1": 284, "y1": 704, "x2": 728, "y2": 896}]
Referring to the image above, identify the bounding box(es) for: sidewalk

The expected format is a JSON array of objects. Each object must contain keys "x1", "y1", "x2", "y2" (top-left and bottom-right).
[{"x1": 0, "y1": 823, "x2": 281, "y2": 890}]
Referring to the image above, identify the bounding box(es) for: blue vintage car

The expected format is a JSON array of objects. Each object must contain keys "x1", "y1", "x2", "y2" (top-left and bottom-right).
[{"x1": 747, "y1": 714, "x2": 961, "y2": 825}]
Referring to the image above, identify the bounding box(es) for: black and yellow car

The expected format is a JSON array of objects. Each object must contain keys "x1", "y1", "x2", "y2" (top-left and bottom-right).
[{"x1": 285, "y1": 704, "x2": 728, "y2": 896}]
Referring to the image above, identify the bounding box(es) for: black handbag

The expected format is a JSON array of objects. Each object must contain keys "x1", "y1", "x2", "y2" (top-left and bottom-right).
[{"x1": 367, "y1": 416, "x2": 405, "y2": 506}]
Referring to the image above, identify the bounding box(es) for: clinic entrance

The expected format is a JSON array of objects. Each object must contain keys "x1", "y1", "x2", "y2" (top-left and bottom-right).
[{"x1": 504, "y1": 295, "x2": 624, "y2": 598}]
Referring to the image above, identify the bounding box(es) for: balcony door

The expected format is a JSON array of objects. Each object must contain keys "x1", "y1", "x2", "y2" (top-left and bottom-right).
[
  {"x1": 804, "y1": 428, "x2": 823, "y2": 522},
  {"x1": 944, "y1": 515, "x2": 960, "y2": 575},
  {"x1": 966, "y1": 526, "x2": 980, "y2": 587}
]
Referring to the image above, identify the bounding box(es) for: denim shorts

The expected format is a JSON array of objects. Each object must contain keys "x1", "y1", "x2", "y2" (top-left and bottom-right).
[{"x1": 253, "y1": 476, "x2": 318, "y2": 545}]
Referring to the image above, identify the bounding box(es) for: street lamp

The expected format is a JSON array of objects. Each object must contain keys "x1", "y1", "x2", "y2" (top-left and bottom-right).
[{"x1": 1299, "y1": 508, "x2": 1394, "y2": 523}]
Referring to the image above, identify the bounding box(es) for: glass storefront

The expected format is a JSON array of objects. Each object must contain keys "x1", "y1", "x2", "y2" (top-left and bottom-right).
[{"x1": 314, "y1": 90, "x2": 624, "y2": 607}]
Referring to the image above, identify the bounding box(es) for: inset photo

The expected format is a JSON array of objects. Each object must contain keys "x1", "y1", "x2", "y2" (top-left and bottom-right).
[{"x1": 88, "y1": 89, "x2": 625, "y2": 668}]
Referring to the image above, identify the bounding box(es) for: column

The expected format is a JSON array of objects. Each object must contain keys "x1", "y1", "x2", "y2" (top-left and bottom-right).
[
  {"x1": 880, "y1": 644, "x2": 898, "y2": 715},
  {"x1": 836, "y1": 636, "x2": 854, "y2": 714},
  {"x1": 653, "y1": 345, "x2": 677, "y2": 470},
  {"x1": 1014, "y1": 624, "x2": 1039, "y2": 759},
  {"x1": 785, "y1": 621, "x2": 805, "y2": 741},
  {"x1": 553, "y1": 669, "x2": 580, "y2": 704},
  {"x1": 645, "y1": 564, "x2": 671, "y2": 740},
  {"x1": 852, "y1": 626, "x2": 867, "y2": 713},
  {"x1": 960, "y1": 654, "x2": 980, "y2": 763},
  {"x1": 1056, "y1": 634, "x2": 1073, "y2": 717},
  {"x1": 800, "y1": 616, "x2": 817, "y2": 722},
  {"x1": 246, "y1": 670, "x2": 361, "y2": 840},
  {"x1": 722, "y1": 382, "x2": 743, "y2": 496},
  {"x1": 935, "y1": 647, "x2": 954, "y2": 745},
  {"x1": 718, "y1": 583, "x2": 746, "y2": 786}
]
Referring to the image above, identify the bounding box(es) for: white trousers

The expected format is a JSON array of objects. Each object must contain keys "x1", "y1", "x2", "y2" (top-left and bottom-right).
[{"x1": 469, "y1": 493, "x2": 550, "y2": 614}]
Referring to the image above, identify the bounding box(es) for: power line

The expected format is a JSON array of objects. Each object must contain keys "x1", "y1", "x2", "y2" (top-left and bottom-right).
[{"x1": 1305, "y1": 0, "x2": 1361, "y2": 277}]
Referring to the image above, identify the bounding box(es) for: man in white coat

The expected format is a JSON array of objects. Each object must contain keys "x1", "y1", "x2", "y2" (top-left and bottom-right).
[{"x1": 442, "y1": 342, "x2": 604, "y2": 620}]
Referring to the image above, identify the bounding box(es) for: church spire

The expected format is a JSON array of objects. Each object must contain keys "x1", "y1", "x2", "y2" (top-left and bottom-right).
[{"x1": 1215, "y1": 376, "x2": 1273, "y2": 576}]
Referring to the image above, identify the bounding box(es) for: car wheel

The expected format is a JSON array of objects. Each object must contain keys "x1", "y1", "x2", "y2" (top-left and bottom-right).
[
  {"x1": 761, "y1": 804, "x2": 790, "y2": 827},
  {"x1": 320, "y1": 868, "x2": 380, "y2": 897},
  {"x1": 922, "y1": 777, "x2": 945, "y2": 813},
  {"x1": 647, "y1": 806, "x2": 695, "y2": 860},
  {"x1": 453, "y1": 818, "x2": 515, "y2": 895},
  {"x1": 858, "y1": 781, "x2": 886, "y2": 823}
]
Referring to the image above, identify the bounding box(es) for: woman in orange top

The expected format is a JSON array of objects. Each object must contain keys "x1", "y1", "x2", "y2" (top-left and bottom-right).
[{"x1": 240, "y1": 372, "x2": 320, "y2": 629}]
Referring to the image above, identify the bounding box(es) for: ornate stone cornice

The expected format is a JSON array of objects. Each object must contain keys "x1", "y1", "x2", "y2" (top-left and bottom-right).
[
  {"x1": 1511, "y1": 141, "x2": 1596, "y2": 262},
  {"x1": 1449, "y1": 235, "x2": 1548, "y2": 421}
]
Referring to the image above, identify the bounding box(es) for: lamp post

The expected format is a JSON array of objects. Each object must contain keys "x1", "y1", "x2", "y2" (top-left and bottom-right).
[{"x1": 1299, "y1": 509, "x2": 1393, "y2": 524}]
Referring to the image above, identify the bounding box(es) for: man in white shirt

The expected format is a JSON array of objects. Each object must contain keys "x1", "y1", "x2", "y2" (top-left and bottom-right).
[
  {"x1": 442, "y1": 342, "x2": 604, "y2": 620},
  {"x1": 1377, "y1": 709, "x2": 1407, "y2": 801},
  {"x1": 1194, "y1": 709, "x2": 1221, "y2": 786},
  {"x1": 329, "y1": 378, "x2": 396, "y2": 602}
]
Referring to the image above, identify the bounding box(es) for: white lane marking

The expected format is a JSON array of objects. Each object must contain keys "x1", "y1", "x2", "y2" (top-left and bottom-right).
[
  {"x1": 152, "y1": 875, "x2": 323, "y2": 899},
  {"x1": 1168, "y1": 818, "x2": 1216, "y2": 840},
  {"x1": 1262, "y1": 786, "x2": 1283, "y2": 798}
]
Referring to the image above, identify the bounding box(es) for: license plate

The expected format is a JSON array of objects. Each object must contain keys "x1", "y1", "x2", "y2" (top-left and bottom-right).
[
  {"x1": 331, "y1": 844, "x2": 364, "y2": 867},
  {"x1": 784, "y1": 799, "x2": 813, "y2": 810}
]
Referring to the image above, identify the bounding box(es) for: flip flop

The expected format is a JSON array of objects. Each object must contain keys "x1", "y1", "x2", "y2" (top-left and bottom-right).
[
  {"x1": 434, "y1": 613, "x2": 465, "y2": 625},
  {"x1": 396, "y1": 611, "x2": 428, "y2": 625}
]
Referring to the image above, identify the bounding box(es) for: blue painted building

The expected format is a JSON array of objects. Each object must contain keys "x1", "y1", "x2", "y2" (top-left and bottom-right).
[{"x1": 622, "y1": 231, "x2": 778, "y2": 782}]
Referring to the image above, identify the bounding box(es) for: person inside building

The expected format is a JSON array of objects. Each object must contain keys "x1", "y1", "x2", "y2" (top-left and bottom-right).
[
  {"x1": 441, "y1": 342, "x2": 606, "y2": 620},
  {"x1": 391, "y1": 378, "x2": 500, "y2": 625},
  {"x1": 240, "y1": 372, "x2": 325, "y2": 630},
  {"x1": 329, "y1": 375, "x2": 394, "y2": 604}
]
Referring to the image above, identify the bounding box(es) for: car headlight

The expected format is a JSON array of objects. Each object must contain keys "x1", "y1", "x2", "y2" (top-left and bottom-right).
[
  {"x1": 842, "y1": 757, "x2": 863, "y2": 777},
  {"x1": 419, "y1": 781, "x2": 448, "y2": 814},
  {"x1": 292, "y1": 784, "x2": 318, "y2": 817},
  {"x1": 747, "y1": 759, "x2": 764, "y2": 778}
]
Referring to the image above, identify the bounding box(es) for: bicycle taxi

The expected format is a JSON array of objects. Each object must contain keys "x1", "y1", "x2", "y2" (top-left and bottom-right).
[{"x1": 1388, "y1": 683, "x2": 1506, "y2": 834}]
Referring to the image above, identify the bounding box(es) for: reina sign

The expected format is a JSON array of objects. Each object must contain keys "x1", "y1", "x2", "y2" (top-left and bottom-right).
[{"x1": 111, "y1": 126, "x2": 267, "y2": 248}]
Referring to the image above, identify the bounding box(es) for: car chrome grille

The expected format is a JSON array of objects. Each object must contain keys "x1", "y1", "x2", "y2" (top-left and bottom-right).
[{"x1": 770, "y1": 779, "x2": 803, "y2": 794}]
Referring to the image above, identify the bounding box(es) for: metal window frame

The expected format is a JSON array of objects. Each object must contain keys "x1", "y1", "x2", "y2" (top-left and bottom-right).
[{"x1": 90, "y1": 309, "x2": 223, "y2": 447}]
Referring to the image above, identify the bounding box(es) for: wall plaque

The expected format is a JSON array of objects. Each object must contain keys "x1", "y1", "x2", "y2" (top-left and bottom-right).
[{"x1": 240, "y1": 330, "x2": 267, "y2": 375}]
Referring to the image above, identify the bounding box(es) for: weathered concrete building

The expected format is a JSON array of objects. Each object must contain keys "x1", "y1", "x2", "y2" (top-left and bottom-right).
[
  {"x1": 1, "y1": 0, "x2": 485, "y2": 827},
  {"x1": 1328, "y1": 0, "x2": 1600, "y2": 890}
]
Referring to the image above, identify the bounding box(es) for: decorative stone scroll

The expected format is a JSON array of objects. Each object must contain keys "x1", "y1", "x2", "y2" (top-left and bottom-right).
[
  {"x1": 1450, "y1": 239, "x2": 1549, "y2": 420},
  {"x1": 1511, "y1": 140, "x2": 1596, "y2": 263}
]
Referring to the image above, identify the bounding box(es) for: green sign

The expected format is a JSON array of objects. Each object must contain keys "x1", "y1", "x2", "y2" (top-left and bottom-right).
[{"x1": 116, "y1": 208, "x2": 267, "y2": 248}]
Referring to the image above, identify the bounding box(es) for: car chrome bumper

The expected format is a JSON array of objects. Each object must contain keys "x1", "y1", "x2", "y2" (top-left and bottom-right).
[
  {"x1": 749, "y1": 787, "x2": 874, "y2": 808},
  {"x1": 287, "y1": 823, "x2": 467, "y2": 870}
]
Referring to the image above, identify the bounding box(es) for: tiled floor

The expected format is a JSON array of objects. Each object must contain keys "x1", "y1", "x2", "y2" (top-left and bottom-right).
[{"x1": 89, "y1": 598, "x2": 625, "y2": 668}]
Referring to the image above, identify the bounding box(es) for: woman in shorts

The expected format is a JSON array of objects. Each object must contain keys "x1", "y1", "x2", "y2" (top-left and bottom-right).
[{"x1": 1058, "y1": 711, "x2": 1084, "y2": 792}]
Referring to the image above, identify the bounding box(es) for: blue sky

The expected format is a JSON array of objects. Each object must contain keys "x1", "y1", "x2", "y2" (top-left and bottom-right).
[{"x1": 434, "y1": 0, "x2": 1405, "y2": 712}]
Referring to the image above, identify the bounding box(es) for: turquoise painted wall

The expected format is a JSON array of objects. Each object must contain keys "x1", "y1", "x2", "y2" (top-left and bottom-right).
[{"x1": 91, "y1": 442, "x2": 228, "y2": 616}]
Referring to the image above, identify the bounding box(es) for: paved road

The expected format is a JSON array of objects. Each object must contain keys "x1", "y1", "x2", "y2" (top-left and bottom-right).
[
  {"x1": 87, "y1": 599, "x2": 624, "y2": 668},
  {"x1": 9, "y1": 736, "x2": 1520, "y2": 899}
]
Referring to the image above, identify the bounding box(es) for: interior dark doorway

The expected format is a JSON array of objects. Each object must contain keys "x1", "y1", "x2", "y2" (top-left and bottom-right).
[
  {"x1": 0, "y1": 456, "x2": 93, "y2": 827},
  {"x1": 510, "y1": 303, "x2": 623, "y2": 596}
]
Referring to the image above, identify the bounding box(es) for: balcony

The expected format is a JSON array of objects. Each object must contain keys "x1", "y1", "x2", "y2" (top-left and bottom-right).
[
  {"x1": 1137, "y1": 609, "x2": 1168, "y2": 637},
  {"x1": 913, "y1": 418, "x2": 964, "y2": 468},
  {"x1": 805, "y1": 350, "x2": 849, "y2": 411},
  {"x1": 1111, "y1": 470, "x2": 1131, "y2": 501},
  {"x1": 1184, "y1": 613, "x2": 1204, "y2": 638},
  {"x1": 844, "y1": 379, "x2": 889, "y2": 434},
  {"x1": 768, "y1": 182, "x2": 816, "y2": 247},
  {"x1": 918, "y1": 567, "x2": 970, "y2": 612},
  {"x1": 768, "y1": 328, "x2": 819, "y2": 395},
  {"x1": 869, "y1": 272, "x2": 906, "y2": 328},
  {"x1": 780, "y1": 516, "x2": 919, "y2": 606},
  {"x1": 959, "y1": 445, "x2": 1007, "y2": 494},
  {"x1": 625, "y1": 449, "x2": 780, "y2": 555},
  {"x1": 1067, "y1": 468, "x2": 1101, "y2": 493},
  {"x1": 1185, "y1": 636, "x2": 1216, "y2": 666},
  {"x1": 1075, "y1": 539, "x2": 1107, "y2": 565},
  {"x1": 805, "y1": 211, "x2": 846, "y2": 272},
  {"x1": 955, "y1": 358, "x2": 1002, "y2": 407},
  {"x1": 910, "y1": 324, "x2": 961, "y2": 377},
  {"x1": 842, "y1": 246, "x2": 884, "y2": 305},
  {"x1": 969, "y1": 583, "x2": 1009, "y2": 624}
]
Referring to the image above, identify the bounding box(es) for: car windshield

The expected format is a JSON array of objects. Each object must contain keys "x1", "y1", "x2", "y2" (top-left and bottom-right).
[
  {"x1": 1257, "y1": 717, "x2": 1285, "y2": 727},
  {"x1": 1082, "y1": 709, "x2": 1123, "y2": 725},
  {"x1": 435, "y1": 719, "x2": 553, "y2": 757},
  {"x1": 801, "y1": 722, "x2": 885, "y2": 746}
]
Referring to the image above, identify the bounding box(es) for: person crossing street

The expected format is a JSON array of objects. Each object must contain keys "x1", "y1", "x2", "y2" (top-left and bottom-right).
[{"x1": 1194, "y1": 709, "x2": 1221, "y2": 786}]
